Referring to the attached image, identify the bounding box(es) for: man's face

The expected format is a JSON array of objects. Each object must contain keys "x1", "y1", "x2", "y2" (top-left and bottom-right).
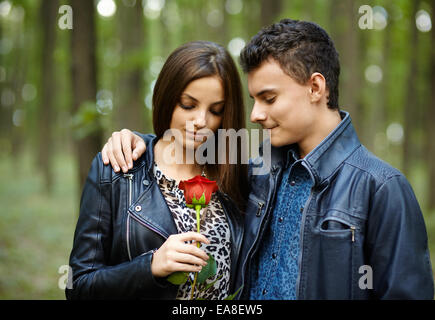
[{"x1": 248, "y1": 58, "x2": 318, "y2": 148}]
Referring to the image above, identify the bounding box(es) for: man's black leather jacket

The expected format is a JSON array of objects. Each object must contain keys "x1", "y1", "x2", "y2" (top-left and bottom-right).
[
  {"x1": 237, "y1": 111, "x2": 434, "y2": 299},
  {"x1": 66, "y1": 136, "x2": 244, "y2": 299}
]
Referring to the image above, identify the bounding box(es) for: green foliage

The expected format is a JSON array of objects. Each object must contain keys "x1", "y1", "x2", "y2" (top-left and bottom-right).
[
  {"x1": 167, "y1": 271, "x2": 189, "y2": 285},
  {"x1": 197, "y1": 253, "x2": 217, "y2": 284},
  {"x1": 166, "y1": 253, "x2": 218, "y2": 296},
  {"x1": 70, "y1": 101, "x2": 110, "y2": 140},
  {"x1": 1, "y1": 0, "x2": 435, "y2": 300},
  {"x1": 70, "y1": 101, "x2": 103, "y2": 140},
  {"x1": 198, "y1": 274, "x2": 223, "y2": 293},
  {"x1": 224, "y1": 285, "x2": 243, "y2": 300},
  {"x1": 0, "y1": 152, "x2": 77, "y2": 299}
]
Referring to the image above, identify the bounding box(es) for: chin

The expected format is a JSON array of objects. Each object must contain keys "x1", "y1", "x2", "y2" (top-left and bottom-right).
[
  {"x1": 270, "y1": 139, "x2": 286, "y2": 147},
  {"x1": 270, "y1": 135, "x2": 296, "y2": 148}
]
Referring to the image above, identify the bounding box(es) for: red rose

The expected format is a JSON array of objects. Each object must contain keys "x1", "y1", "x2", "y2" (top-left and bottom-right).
[{"x1": 178, "y1": 175, "x2": 218, "y2": 207}]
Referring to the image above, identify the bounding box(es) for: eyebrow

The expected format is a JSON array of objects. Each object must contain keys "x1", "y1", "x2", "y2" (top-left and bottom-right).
[
  {"x1": 181, "y1": 93, "x2": 224, "y2": 106},
  {"x1": 249, "y1": 88, "x2": 277, "y2": 99}
]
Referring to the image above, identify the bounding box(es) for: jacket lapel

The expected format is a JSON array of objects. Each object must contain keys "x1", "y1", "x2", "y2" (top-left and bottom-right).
[{"x1": 128, "y1": 180, "x2": 178, "y2": 239}]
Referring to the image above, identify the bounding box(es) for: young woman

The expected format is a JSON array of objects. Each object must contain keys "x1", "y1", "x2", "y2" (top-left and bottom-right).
[{"x1": 66, "y1": 41, "x2": 249, "y2": 300}]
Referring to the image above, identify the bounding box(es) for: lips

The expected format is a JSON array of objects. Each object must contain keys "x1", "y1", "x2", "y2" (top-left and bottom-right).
[
  {"x1": 185, "y1": 130, "x2": 209, "y2": 141},
  {"x1": 264, "y1": 125, "x2": 278, "y2": 130}
]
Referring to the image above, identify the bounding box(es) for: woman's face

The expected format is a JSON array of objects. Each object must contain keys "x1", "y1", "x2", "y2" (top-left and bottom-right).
[{"x1": 169, "y1": 76, "x2": 225, "y2": 151}]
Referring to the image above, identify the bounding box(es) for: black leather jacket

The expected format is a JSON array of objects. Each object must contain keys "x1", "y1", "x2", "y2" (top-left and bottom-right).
[
  {"x1": 238, "y1": 111, "x2": 434, "y2": 299},
  {"x1": 66, "y1": 136, "x2": 244, "y2": 299}
]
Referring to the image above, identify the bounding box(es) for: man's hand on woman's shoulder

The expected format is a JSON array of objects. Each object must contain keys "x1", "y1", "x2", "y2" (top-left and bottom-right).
[{"x1": 101, "y1": 129, "x2": 146, "y2": 173}]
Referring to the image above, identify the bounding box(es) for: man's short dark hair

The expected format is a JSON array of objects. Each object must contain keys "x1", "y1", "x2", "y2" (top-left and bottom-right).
[{"x1": 240, "y1": 18, "x2": 340, "y2": 109}]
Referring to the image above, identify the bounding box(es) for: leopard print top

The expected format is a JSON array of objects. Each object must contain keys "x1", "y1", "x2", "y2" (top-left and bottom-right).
[{"x1": 153, "y1": 162, "x2": 231, "y2": 300}]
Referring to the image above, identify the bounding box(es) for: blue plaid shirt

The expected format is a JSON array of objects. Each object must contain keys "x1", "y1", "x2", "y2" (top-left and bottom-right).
[{"x1": 249, "y1": 149, "x2": 313, "y2": 299}]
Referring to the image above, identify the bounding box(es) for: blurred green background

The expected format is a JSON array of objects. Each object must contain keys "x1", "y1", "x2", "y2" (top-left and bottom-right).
[{"x1": 0, "y1": 0, "x2": 434, "y2": 299}]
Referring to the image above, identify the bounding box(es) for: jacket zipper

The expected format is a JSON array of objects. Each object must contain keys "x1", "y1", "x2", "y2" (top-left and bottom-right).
[
  {"x1": 242, "y1": 169, "x2": 278, "y2": 297},
  {"x1": 125, "y1": 174, "x2": 169, "y2": 260},
  {"x1": 124, "y1": 173, "x2": 133, "y2": 205},
  {"x1": 350, "y1": 226, "x2": 355, "y2": 242},
  {"x1": 256, "y1": 202, "x2": 264, "y2": 217},
  {"x1": 320, "y1": 216, "x2": 356, "y2": 242},
  {"x1": 124, "y1": 173, "x2": 134, "y2": 261}
]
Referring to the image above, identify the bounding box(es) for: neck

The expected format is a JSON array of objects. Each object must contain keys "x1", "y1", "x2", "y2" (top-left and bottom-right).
[
  {"x1": 154, "y1": 138, "x2": 203, "y2": 181},
  {"x1": 298, "y1": 108, "x2": 342, "y2": 159}
]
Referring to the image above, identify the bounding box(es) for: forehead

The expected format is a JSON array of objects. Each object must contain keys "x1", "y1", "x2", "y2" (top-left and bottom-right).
[{"x1": 183, "y1": 76, "x2": 224, "y2": 97}]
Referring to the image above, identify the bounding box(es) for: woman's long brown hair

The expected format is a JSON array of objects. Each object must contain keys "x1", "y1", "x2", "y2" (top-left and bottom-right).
[{"x1": 152, "y1": 41, "x2": 248, "y2": 212}]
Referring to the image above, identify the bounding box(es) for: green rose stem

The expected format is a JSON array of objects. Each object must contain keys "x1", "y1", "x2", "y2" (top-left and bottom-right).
[{"x1": 190, "y1": 204, "x2": 202, "y2": 300}]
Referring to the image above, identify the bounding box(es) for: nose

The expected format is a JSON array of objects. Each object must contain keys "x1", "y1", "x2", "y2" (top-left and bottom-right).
[
  {"x1": 250, "y1": 102, "x2": 267, "y2": 123},
  {"x1": 193, "y1": 109, "x2": 207, "y2": 128}
]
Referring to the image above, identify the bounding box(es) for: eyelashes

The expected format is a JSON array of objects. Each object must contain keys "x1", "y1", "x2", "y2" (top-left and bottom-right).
[
  {"x1": 265, "y1": 97, "x2": 276, "y2": 104},
  {"x1": 179, "y1": 103, "x2": 194, "y2": 110},
  {"x1": 179, "y1": 104, "x2": 223, "y2": 116},
  {"x1": 210, "y1": 108, "x2": 224, "y2": 116}
]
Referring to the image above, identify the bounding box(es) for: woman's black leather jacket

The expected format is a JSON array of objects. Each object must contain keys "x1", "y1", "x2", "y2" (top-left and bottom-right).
[{"x1": 66, "y1": 136, "x2": 244, "y2": 299}]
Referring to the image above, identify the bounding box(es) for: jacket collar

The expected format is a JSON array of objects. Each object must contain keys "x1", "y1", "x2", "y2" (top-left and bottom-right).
[
  {"x1": 128, "y1": 135, "x2": 178, "y2": 238},
  {"x1": 144, "y1": 135, "x2": 160, "y2": 178},
  {"x1": 266, "y1": 111, "x2": 361, "y2": 186}
]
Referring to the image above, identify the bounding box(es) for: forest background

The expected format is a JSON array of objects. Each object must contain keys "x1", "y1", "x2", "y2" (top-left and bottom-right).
[{"x1": 0, "y1": 0, "x2": 434, "y2": 299}]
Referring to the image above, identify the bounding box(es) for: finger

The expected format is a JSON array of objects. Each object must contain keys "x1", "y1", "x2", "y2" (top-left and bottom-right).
[
  {"x1": 177, "y1": 243, "x2": 210, "y2": 261},
  {"x1": 132, "y1": 134, "x2": 146, "y2": 161},
  {"x1": 120, "y1": 130, "x2": 133, "y2": 170},
  {"x1": 170, "y1": 262, "x2": 203, "y2": 273},
  {"x1": 112, "y1": 132, "x2": 128, "y2": 173},
  {"x1": 106, "y1": 142, "x2": 121, "y2": 172},
  {"x1": 173, "y1": 252, "x2": 208, "y2": 267},
  {"x1": 177, "y1": 231, "x2": 210, "y2": 245},
  {"x1": 101, "y1": 144, "x2": 109, "y2": 165}
]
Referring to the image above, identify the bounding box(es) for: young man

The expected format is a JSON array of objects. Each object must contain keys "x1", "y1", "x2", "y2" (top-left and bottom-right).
[{"x1": 101, "y1": 19, "x2": 434, "y2": 299}]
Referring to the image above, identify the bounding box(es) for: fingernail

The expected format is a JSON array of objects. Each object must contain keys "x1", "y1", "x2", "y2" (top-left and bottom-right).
[
  {"x1": 123, "y1": 166, "x2": 128, "y2": 172},
  {"x1": 114, "y1": 165, "x2": 120, "y2": 172},
  {"x1": 128, "y1": 163, "x2": 133, "y2": 169}
]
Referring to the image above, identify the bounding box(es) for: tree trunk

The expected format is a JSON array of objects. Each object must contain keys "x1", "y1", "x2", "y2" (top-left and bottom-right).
[
  {"x1": 402, "y1": 0, "x2": 420, "y2": 177},
  {"x1": 380, "y1": 1, "x2": 392, "y2": 129},
  {"x1": 260, "y1": 0, "x2": 282, "y2": 27},
  {"x1": 343, "y1": 0, "x2": 362, "y2": 130},
  {"x1": 427, "y1": 0, "x2": 435, "y2": 210},
  {"x1": 70, "y1": 0, "x2": 101, "y2": 193},
  {"x1": 0, "y1": 15, "x2": 12, "y2": 154},
  {"x1": 38, "y1": 0, "x2": 58, "y2": 192},
  {"x1": 115, "y1": 0, "x2": 146, "y2": 132}
]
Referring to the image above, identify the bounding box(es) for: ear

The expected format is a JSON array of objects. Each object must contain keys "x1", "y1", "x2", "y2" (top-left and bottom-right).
[{"x1": 309, "y1": 72, "x2": 326, "y2": 103}]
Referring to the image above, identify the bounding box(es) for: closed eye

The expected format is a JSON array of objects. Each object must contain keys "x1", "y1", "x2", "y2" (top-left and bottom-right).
[
  {"x1": 265, "y1": 97, "x2": 276, "y2": 104},
  {"x1": 179, "y1": 104, "x2": 195, "y2": 110},
  {"x1": 210, "y1": 108, "x2": 223, "y2": 116}
]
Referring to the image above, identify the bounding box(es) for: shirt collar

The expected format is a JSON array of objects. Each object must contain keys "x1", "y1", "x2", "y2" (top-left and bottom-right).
[
  {"x1": 153, "y1": 162, "x2": 185, "y2": 204},
  {"x1": 264, "y1": 110, "x2": 361, "y2": 186}
]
